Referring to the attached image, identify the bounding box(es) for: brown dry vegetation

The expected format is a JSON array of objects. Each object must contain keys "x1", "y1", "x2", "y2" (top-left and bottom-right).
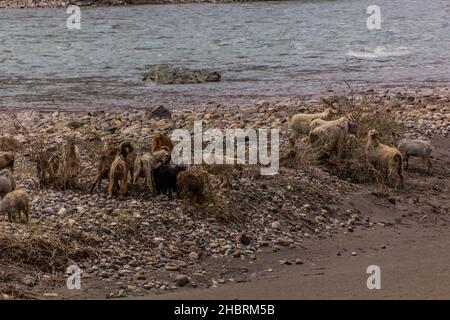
[
  {"x1": 0, "y1": 226, "x2": 98, "y2": 274},
  {"x1": 177, "y1": 166, "x2": 209, "y2": 204}
]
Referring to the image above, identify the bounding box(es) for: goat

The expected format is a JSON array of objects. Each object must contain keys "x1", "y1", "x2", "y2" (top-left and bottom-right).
[
  {"x1": 133, "y1": 147, "x2": 171, "y2": 192},
  {"x1": 397, "y1": 138, "x2": 433, "y2": 173},
  {"x1": 0, "y1": 153, "x2": 15, "y2": 172},
  {"x1": 288, "y1": 108, "x2": 333, "y2": 147},
  {"x1": 309, "y1": 118, "x2": 330, "y2": 132},
  {"x1": 366, "y1": 129, "x2": 404, "y2": 189},
  {"x1": 0, "y1": 189, "x2": 30, "y2": 223},
  {"x1": 309, "y1": 114, "x2": 356, "y2": 159},
  {"x1": 150, "y1": 132, "x2": 174, "y2": 153},
  {"x1": 202, "y1": 154, "x2": 243, "y2": 188},
  {"x1": 107, "y1": 142, "x2": 134, "y2": 197},
  {"x1": 90, "y1": 141, "x2": 134, "y2": 193},
  {"x1": 0, "y1": 169, "x2": 16, "y2": 199},
  {"x1": 35, "y1": 146, "x2": 60, "y2": 187},
  {"x1": 153, "y1": 164, "x2": 186, "y2": 196}
]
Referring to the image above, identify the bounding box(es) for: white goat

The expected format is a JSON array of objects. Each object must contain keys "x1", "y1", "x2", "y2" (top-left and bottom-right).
[
  {"x1": 133, "y1": 147, "x2": 171, "y2": 192},
  {"x1": 397, "y1": 139, "x2": 434, "y2": 173},
  {"x1": 309, "y1": 114, "x2": 356, "y2": 159},
  {"x1": 288, "y1": 108, "x2": 333, "y2": 147}
]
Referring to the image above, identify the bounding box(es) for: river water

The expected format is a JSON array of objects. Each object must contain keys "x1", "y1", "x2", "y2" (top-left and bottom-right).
[{"x1": 1, "y1": 0, "x2": 449, "y2": 111}]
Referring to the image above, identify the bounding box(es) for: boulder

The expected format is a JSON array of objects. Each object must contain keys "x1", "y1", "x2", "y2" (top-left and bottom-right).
[
  {"x1": 143, "y1": 64, "x2": 221, "y2": 85},
  {"x1": 149, "y1": 105, "x2": 172, "y2": 119}
]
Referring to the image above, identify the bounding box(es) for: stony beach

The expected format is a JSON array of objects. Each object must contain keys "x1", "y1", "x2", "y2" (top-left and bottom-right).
[{"x1": 0, "y1": 88, "x2": 448, "y2": 299}]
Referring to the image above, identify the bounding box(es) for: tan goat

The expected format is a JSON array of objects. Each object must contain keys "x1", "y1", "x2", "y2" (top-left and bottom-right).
[
  {"x1": 288, "y1": 108, "x2": 333, "y2": 147},
  {"x1": 309, "y1": 114, "x2": 356, "y2": 159},
  {"x1": 0, "y1": 153, "x2": 15, "y2": 172},
  {"x1": 0, "y1": 189, "x2": 30, "y2": 223},
  {"x1": 133, "y1": 147, "x2": 171, "y2": 192},
  {"x1": 366, "y1": 129, "x2": 404, "y2": 189}
]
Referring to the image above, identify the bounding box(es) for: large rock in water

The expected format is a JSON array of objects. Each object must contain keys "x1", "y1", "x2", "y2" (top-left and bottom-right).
[
  {"x1": 149, "y1": 105, "x2": 172, "y2": 119},
  {"x1": 143, "y1": 64, "x2": 221, "y2": 85}
]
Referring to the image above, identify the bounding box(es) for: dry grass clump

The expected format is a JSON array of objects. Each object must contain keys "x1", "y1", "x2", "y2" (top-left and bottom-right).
[
  {"x1": 321, "y1": 96, "x2": 405, "y2": 183},
  {"x1": 177, "y1": 169, "x2": 245, "y2": 224},
  {"x1": 187, "y1": 194, "x2": 245, "y2": 225},
  {"x1": 34, "y1": 145, "x2": 61, "y2": 188},
  {"x1": 176, "y1": 166, "x2": 244, "y2": 224},
  {"x1": 177, "y1": 167, "x2": 210, "y2": 204},
  {"x1": 280, "y1": 140, "x2": 314, "y2": 170},
  {"x1": 0, "y1": 136, "x2": 23, "y2": 152},
  {"x1": 0, "y1": 228, "x2": 98, "y2": 273},
  {"x1": 0, "y1": 283, "x2": 34, "y2": 300}
]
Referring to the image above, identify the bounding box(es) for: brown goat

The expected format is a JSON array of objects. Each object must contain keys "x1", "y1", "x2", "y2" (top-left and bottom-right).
[
  {"x1": 0, "y1": 189, "x2": 30, "y2": 223},
  {"x1": 309, "y1": 114, "x2": 356, "y2": 160},
  {"x1": 90, "y1": 141, "x2": 134, "y2": 193},
  {"x1": 0, "y1": 169, "x2": 16, "y2": 199},
  {"x1": 366, "y1": 129, "x2": 404, "y2": 189},
  {"x1": 0, "y1": 153, "x2": 15, "y2": 173},
  {"x1": 107, "y1": 141, "x2": 134, "y2": 197},
  {"x1": 150, "y1": 132, "x2": 174, "y2": 153}
]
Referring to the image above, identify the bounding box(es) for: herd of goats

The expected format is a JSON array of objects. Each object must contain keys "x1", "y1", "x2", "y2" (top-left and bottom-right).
[
  {"x1": 0, "y1": 107, "x2": 434, "y2": 224},
  {"x1": 288, "y1": 107, "x2": 433, "y2": 188}
]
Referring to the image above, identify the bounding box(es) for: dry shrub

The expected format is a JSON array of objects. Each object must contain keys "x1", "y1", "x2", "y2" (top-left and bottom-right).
[
  {"x1": 0, "y1": 136, "x2": 23, "y2": 152},
  {"x1": 280, "y1": 140, "x2": 314, "y2": 170},
  {"x1": 0, "y1": 284, "x2": 34, "y2": 300},
  {"x1": 177, "y1": 167, "x2": 244, "y2": 224},
  {"x1": 184, "y1": 194, "x2": 244, "y2": 225},
  {"x1": 205, "y1": 195, "x2": 244, "y2": 224},
  {"x1": 34, "y1": 145, "x2": 61, "y2": 188},
  {"x1": 0, "y1": 228, "x2": 98, "y2": 273},
  {"x1": 321, "y1": 95, "x2": 405, "y2": 183},
  {"x1": 177, "y1": 167, "x2": 210, "y2": 204},
  {"x1": 58, "y1": 135, "x2": 81, "y2": 190},
  {"x1": 6, "y1": 115, "x2": 62, "y2": 188},
  {"x1": 78, "y1": 135, "x2": 104, "y2": 162}
]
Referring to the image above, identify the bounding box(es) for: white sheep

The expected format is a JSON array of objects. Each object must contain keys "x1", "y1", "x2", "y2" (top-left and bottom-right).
[
  {"x1": 397, "y1": 138, "x2": 433, "y2": 173},
  {"x1": 309, "y1": 118, "x2": 329, "y2": 132},
  {"x1": 309, "y1": 114, "x2": 356, "y2": 159},
  {"x1": 288, "y1": 107, "x2": 333, "y2": 147},
  {"x1": 366, "y1": 129, "x2": 404, "y2": 189}
]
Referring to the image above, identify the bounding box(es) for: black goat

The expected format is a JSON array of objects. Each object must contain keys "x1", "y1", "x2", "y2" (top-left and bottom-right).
[{"x1": 153, "y1": 164, "x2": 186, "y2": 196}]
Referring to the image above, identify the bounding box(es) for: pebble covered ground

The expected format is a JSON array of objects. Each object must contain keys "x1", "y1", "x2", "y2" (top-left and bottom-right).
[{"x1": 0, "y1": 88, "x2": 448, "y2": 299}]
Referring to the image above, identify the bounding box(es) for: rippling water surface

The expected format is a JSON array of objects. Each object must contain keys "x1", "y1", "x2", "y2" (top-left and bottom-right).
[{"x1": 1, "y1": 0, "x2": 449, "y2": 110}]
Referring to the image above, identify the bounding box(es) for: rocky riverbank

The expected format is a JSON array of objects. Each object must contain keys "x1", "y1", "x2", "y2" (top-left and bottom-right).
[
  {"x1": 0, "y1": 0, "x2": 257, "y2": 9},
  {"x1": 0, "y1": 90, "x2": 448, "y2": 299}
]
